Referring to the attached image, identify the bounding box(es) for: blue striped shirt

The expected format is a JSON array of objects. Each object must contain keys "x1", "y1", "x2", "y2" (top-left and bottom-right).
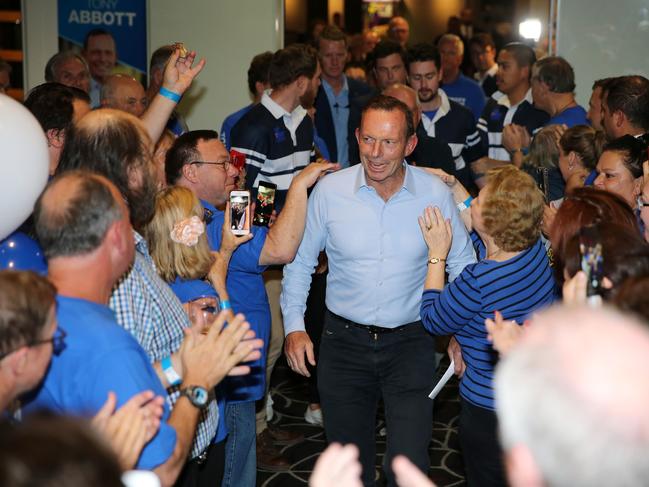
[{"x1": 421, "y1": 234, "x2": 556, "y2": 410}]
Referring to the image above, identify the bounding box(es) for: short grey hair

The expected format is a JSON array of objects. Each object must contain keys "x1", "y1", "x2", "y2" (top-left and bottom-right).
[
  {"x1": 495, "y1": 305, "x2": 649, "y2": 487},
  {"x1": 44, "y1": 51, "x2": 89, "y2": 83},
  {"x1": 437, "y1": 33, "x2": 464, "y2": 57},
  {"x1": 35, "y1": 171, "x2": 124, "y2": 259}
]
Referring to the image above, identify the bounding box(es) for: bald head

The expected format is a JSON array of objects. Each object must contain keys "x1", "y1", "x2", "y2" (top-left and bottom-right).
[
  {"x1": 496, "y1": 305, "x2": 649, "y2": 487},
  {"x1": 101, "y1": 74, "x2": 147, "y2": 117},
  {"x1": 383, "y1": 83, "x2": 421, "y2": 128},
  {"x1": 34, "y1": 171, "x2": 126, "y2": 260},
  {"x1": 57, "y1": 109, "x2": 157, "y2": 229}
]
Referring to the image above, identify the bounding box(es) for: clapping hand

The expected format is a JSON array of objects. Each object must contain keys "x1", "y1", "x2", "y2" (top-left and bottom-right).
[{"x1": 485, "y1": 310, "x2": 523, "y2": 355}]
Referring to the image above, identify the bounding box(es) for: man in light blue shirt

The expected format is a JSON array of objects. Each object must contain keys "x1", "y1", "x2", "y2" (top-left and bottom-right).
[
  {"x1": 315, "y1": 26, "x2": 373, "y2": 167},
  {"x1": 282, "y1": 95, "x2": 475, "y2": 486}
]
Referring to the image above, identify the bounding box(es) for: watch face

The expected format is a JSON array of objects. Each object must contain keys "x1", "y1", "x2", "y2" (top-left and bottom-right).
[
  {"x1": 183, "y1": 386, "x2": 209, "y2": 408},
  {"x1": 192, "y1": 386, "x2": 208, "y2": 406}
]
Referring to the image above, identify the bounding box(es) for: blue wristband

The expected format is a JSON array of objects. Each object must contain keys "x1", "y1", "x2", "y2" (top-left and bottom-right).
[
  {"x1": 219, "y1": 300, "x2": 231, "y2": 311},
  {"x1": 159, "y1": 86, "x2": 181, "y2": 103},
  {"x1": 457, "y1": 196, "x2": 473, "y2": 212},
  {"x1": 161, "y1": 355, "x2": 182, "y2": 387}
]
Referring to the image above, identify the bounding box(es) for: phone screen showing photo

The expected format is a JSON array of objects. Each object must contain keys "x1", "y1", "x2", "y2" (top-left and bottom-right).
[
  {"x1": 230, "y1": 193, "x2": 250, "y2": 235},
  {"x1": 253, "y1": 182, "x2": 277, "y2": 227}
]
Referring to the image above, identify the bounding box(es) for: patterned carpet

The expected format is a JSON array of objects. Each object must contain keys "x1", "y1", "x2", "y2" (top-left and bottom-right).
[{"x1": 257, "y1": 356, "x2": 466, "y2": 486}]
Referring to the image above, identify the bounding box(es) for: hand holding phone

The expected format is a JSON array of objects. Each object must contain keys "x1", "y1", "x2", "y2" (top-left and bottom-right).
[{"x1": 229, "y1": 191, "x2": 250, "y2": 236}]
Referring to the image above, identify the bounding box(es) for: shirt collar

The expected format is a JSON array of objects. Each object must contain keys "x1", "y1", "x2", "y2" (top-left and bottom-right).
[
  {"x1": 321, "y1": 76, "x2": 349, "y2": 98},
  {"x1": 497, "y1": 87, "x2": 533, "y2": 109},
  {"x1": 421, "y1": 89, "x2": 450, "y2": 135},
  {"x1": 353, "y1": 161, "x2": 416, "y2": 196},
  {"x1": 261, "y1": 91, "x2": 307, "y2": 122},
  {"x1": 133, "y1": 230, "x2": 147, "y2": 251},
  {"x1": 478, "y1": 63, "x2": 498, "y2": 80}
]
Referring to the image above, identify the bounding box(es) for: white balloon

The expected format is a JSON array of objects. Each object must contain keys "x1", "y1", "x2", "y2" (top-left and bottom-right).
[{"x1": 0, "y1": 94, "x2": 49, "y2": 240}]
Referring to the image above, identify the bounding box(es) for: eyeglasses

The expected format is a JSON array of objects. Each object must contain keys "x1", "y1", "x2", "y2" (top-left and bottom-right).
[
  {"x1": 190, "y1": 160, "x2": 231, "y2": 171},
  {"x1": 0, "y1": 327, "x2": 67, "y2": 360}
]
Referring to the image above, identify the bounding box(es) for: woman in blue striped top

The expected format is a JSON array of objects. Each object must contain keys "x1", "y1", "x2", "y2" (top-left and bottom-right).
[{"x1": 419, "y1": 165, "x2": 556, "y2": 487}]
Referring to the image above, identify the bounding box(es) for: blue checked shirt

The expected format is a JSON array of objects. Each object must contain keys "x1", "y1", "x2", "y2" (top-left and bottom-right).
[{"x1": 109, "y1": 231, "x2": 218, "y2": 459}]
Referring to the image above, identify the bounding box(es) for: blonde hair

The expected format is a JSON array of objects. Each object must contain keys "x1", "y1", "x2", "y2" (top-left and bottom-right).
[
  {"x1": 525, "y1": 125, "x2": 560, "y2": 169},
  {"x1": 144, "y1": 186, "x2": 214, "y2": 282},
  {"x1": 482, "y1": 165, "x2": 545, "y2": 251}
]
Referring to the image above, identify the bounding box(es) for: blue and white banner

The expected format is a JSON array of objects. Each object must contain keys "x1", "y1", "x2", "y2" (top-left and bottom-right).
[{"x1": 58, "y1": 0, "x2": 147, "y2": 75}]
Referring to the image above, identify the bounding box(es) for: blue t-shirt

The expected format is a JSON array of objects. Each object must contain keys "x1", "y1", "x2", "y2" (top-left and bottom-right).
[
  {"x1": 423, "y1": 109, "x2": 439, "y2": 121},
  {"x1": 547, "y1": 105, "x2": 589, "y2": 128},
  {"x1": 201, "y1": 200, "x2": 269, "y2": 402},
  {"x1": 441, "y1": 74, "x2": 486, "y2": 121},
  {"x1": 169, "y1": 277, "x2": 228, "y2": 444},
  {"x1": 22, "y1": 295, "x2": 176, "y2": 469},
  {"x1": 220, "y1": 104, "x2": 254, "y2": 151}
]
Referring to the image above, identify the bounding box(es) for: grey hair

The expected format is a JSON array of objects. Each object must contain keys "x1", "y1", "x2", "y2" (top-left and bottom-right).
[{"x1": 495, "y1": 305, "x2": 649, "y2": 487}]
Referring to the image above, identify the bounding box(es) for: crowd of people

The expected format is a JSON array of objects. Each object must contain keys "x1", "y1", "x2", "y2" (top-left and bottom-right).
[{"x1": 1, "y1": 12, "x2": 649, "y2": 487}]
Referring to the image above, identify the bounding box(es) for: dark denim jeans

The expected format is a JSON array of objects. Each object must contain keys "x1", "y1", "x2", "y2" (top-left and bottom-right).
[
  {"x1": 221, "y1": 401, "x2": 256, "y2": 487},
  {"x1": 318, "y1": 311, "x2": 437, "y2": 487}
]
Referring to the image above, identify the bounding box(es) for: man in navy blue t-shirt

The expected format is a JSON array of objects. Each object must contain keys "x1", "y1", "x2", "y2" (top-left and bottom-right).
[
  {"x1": 531, "y1": 56, "x2": 589, "y2": 128},
  {"x1": 437, "y1": 34, "x2": 486, "y2": 121}
]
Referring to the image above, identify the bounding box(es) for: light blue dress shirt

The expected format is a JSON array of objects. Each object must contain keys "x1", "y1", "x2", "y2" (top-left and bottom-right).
[
  {"x1": 281, "y1": 163, "x2": 476, "y2": 333},
  {"x1": 321, "y1": 77, "x2": 350, "y2": 167}
]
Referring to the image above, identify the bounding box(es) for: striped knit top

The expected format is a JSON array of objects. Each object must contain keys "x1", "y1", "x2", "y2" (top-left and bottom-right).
[{"x1": 421, "y1": 233, "x2": 557, "y2": 410}]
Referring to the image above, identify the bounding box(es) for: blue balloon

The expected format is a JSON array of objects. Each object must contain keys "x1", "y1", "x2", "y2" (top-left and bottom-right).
[{"x1": 0, "y1": 231, "x2": 48, "y2": 274}]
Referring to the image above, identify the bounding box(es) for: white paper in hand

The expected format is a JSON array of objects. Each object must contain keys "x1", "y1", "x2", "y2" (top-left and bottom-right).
[{"x1": 428, "y1": 358, "x2": 455, "y2": 400}]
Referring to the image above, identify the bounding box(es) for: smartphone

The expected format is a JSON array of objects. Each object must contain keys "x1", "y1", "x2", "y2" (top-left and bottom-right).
[
  {"x1": 253, "y1": 181, "x2": 277, "y2": 227},
  {"x1": 579, "y1": 226, "x2": 603, "y2": 303},
  {"x1": 229, "y1": 190, "x2": 251, "y2": 236},
  {"x1": 536, "y1": 167, "x2": 549, "y2": 203}
]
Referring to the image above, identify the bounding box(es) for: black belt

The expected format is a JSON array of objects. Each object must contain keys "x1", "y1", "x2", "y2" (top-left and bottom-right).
[{"x1": 327, "y1": 310, "x2": 418, "y2": 335}]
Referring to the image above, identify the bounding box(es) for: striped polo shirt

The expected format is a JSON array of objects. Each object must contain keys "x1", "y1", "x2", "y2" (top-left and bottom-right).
[
  {"x1": 421, "y1": 233, "x2": 557, "y2": 410},
  {"x1": 231, "y1": 92, "x2": 314, "y2": 210},
  {"x1": 421, "y1": 89, "x2": 482, "y2": 171},
  {"x1": 477, "y1": 89, "x2": 549, "y2": 161}
]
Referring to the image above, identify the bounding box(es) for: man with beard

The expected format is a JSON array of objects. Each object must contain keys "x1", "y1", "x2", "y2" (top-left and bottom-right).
[
  {"x1": 600, "y1": 75, "x2": 649, "y2": 140},
  {"x1": 55, "y1": 110, "x2": 227, "y2": 486},
  {"x1": 231, "y1": 44, "x2": 320, "y2": 211},
  {"x1": 230, "y1": 43, "x2": 323, "y2": 474},
  {"x1": 407, "y1": 42, "x2": 482, "y2": 189}
]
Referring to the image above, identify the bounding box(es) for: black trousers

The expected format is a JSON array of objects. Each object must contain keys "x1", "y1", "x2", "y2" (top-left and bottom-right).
[
  {"x1": 459, "y1": 399, "x2": 507, "y2": 487},
  {"x1": 173, "y1": 439, "x2": 226, "y2": 487},
  {"x1": 318, "y1": 311, "x2": 436, "y2": 487}
]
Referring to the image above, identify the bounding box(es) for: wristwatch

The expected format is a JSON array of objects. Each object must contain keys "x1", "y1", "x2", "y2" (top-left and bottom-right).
[
  {"x1": 180, "y1": 385, "x2": 209, "y2": 409},
  {"x1": 427, "y1": 257, "x2": 446, "y2": 265}
]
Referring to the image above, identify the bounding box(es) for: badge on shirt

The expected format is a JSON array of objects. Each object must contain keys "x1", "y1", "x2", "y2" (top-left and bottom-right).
[
  {"x1": 490, "y1": 108, "x2": 504, "y2": 122},
  {"x1": 273, "y1": 127, "x2": 287, "y2": 143}
]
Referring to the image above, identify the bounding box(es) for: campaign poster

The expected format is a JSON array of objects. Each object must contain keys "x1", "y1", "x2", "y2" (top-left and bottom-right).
[{"x1": 57, "y1": 0, "x2": 147, "y2": 86}]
